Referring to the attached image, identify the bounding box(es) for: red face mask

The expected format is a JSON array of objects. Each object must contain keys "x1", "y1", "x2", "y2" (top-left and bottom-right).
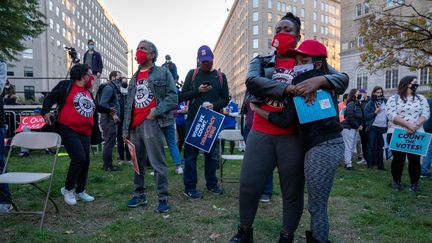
[
  {"x1": 135, "y1": 49, "x2": 149, "y2": 65},
  {"x1": 272, "y1": 33, "x2": 297, "y2": 55},
  {"x1": 86, "y1": 74, "x2": 95, "y2": 89},
  {"x1": 200, "y1": 61, "x2": 213, "y2": 72}
]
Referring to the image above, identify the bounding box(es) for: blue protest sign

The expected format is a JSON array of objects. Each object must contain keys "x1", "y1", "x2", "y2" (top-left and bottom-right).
[
  {"x1": 185, "y1": 106, "x2": 225, "y2": 153},
  {"x1": 293, "y1": 90, "x2": 337, "y2": 124},
  {"x1": 389, "y1": 128, "x2": 432, "y2": 156}
]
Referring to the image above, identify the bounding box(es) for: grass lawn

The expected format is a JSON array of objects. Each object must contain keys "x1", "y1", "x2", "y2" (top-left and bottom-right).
[{"x1": 0, "y1": 147, "x2": 431, "y2": 243}]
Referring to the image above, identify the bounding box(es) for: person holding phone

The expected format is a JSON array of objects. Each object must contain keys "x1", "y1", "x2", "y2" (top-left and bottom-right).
[
  {"x1": 364, "y1": 86, "x2": 387, "y2": 170},
  {"x1": 179, "y1": 45, "x2": 229, "y2": 199}
]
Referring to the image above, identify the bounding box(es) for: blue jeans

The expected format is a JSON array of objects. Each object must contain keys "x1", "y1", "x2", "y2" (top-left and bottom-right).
[
  {"x1": 0, "y1": 127, "x2": 11, "y2": 203},
  {"x1": 163, "y1": 124, "x2": 181, "y2": 166},
  {"x1": 243, "y1": 125, "x2": 273, "y2": 195},
  {"x1": 183, "y1": 121, "x2": 219, "y2": 192},
  {"x1": 422, "y1": 141, "x2": 432, "y2": 174}
]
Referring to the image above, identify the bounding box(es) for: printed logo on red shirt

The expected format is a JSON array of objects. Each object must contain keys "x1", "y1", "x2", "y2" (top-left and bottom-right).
[
  {"x1": 135, "y1": 79, "x2": 154, "y2": 108},
  {"x1": 73, "y1": 92, "x2": 95, "y2": 117},
  {"x1": 264, "y1": 66, "x2": 295, "y2": 108}
]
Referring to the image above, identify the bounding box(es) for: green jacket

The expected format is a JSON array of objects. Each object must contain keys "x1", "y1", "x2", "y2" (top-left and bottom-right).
[{"x1": 122, "y1": 65, "x2": 178, "y2": 137}]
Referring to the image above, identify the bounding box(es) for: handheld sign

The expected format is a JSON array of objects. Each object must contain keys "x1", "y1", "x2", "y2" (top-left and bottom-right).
[
  {"x1": 293, "y1": 90, "x2": 337, "y2": 124},
  {"x1": 185, "y1": 106, "x2": 225, "y2": 153},
  {"x1": 389, "y1": 128, "x2": 432, "y2": 156},
  {"x1": 15, "y1": 115, "x2": 46, "y2": 133},
  {"x1": 125, "y1": 139, "x2": 140, "y2": 175}
]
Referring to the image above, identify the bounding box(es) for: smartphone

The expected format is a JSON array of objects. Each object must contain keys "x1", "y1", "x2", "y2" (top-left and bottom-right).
[{"x1": 202, "y1": 81, "x2": 211, "y2": 86}]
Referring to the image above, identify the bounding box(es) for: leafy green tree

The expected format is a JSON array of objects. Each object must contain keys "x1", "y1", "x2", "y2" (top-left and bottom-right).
[
  {"x1": 359, "y1": 2, "x2": 432, "y2": 72},
  {"x1": 0, "y1": 0, "x2": 46, "y2": 61}
]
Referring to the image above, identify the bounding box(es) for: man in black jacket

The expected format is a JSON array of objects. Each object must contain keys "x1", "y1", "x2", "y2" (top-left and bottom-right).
[
  {"x1": 98, "y1": 71, "x2": 121, "y2": 171},
  {"x1": 180, "y1": 45, "x2": 229, "y2": 199},
  {"x1": 83, "y1": 39, "x2": 103, "y2": 93}
]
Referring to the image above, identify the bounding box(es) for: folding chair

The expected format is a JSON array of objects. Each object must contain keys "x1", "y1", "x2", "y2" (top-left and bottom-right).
[
  {"x1": 219, "y1": 130, "x2": 244, "y2": 187},
  {"x1": 0, "y1": 132, "x2": 62, "y2": 229}
]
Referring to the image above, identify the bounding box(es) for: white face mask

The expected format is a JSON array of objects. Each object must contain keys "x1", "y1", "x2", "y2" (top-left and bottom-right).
[{"x1": 293, "y1": 63, "x2": 314, "y2": 76}]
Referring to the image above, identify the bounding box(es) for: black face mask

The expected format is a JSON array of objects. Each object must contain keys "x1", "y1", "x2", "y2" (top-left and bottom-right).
[
  {"x1": 410, "y1": 84, "x2": 419, "y2": 93},
  {"x1": 357, "y1": 94, "x2": 362, "y2": 100},
  {"x1": 121, "y1": 82, "x2": 128, "y2": 88}
]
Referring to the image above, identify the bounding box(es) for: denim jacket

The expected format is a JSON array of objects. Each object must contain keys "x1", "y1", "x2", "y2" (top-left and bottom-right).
[{"x1": 122, "y1": 65, "x2": 178, "y2": 137}]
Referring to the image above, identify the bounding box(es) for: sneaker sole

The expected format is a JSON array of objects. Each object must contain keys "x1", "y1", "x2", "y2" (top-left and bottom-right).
[
  {"x1": 183, "y1": 192, "x2": 203, "y2": 199},
  {"x1": 156, "y1": 208, "x2": 170, "y2": 213},
  {"x1": 127, "y1": 200, "x2": 148, "y2": 208}
]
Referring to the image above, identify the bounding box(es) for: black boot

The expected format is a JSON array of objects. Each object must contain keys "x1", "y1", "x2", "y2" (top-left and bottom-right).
[
  {"x1": 228, "y1": 225, "x2": 254, "y2": 243},
  {"x1": 277, "y1": 231, "x2": 294, "y2": 243},
  {"x1": 306, "y1": 231, "x2": 331, "y2": 243}
]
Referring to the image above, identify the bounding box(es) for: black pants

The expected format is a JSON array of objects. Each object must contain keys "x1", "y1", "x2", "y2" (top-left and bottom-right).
[
  {"x1": 388, "y1": 134, "x2": 421, "y2": 184},
  {"x1": 367, "y1": 126, "x2": 386, "y2": 168},
  {"x1": 176, "y1": 123, "x2": 186, "y2": 155},
  {"x1": 56, "y1": 124, "x2": 91, "y2": 193},
  {"x1": 359, "y1": 129, "x2": 368, "y2": 161},
  {"x1": 117, "y1": 120, "x2": 131, "y2": 161}
]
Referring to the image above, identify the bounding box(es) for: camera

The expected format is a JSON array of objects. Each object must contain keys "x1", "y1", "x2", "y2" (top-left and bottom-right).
[{"x1": 64, "y1": 46, "x2": 80, "y2": 64}]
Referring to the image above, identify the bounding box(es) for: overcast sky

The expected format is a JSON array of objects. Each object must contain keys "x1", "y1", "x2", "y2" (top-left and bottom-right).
[{"x1": 103, "y1": 0, "x2": 235, "y2": 79}]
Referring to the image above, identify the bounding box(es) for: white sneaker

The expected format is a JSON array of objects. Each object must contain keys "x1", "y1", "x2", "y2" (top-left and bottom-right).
[
  {"x1": 61, "y1": 187, "x2": 77, "y2": 206},
  {"x1": 150, "y1": 171, "x2": 155, "y2": 176},
  {"x1": 76, "y1": 191, "x2": 95, "y2": 202},
  {"x1": 0, "y1": 204, "x2": 12, "y2": 212},
  {"x1": 356, "y1": 159, "x2": 366, "y2": 165},
  {"x1": 176, "y1": 166, "x2": 184, "y2": 175}
]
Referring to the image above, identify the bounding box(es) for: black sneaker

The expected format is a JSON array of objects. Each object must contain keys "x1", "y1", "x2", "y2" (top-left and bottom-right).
[
  {"x1": 183, "y1": 191, "x2": 203, "y2": 199},
  {"x1": 228, "y1": 225, "x2": 254, "y2": 243},
  {"x1": 207, "y1": 186, "x2": 223, "y2": 195},
  {"x1": 277, "y1": 231, "x2": 294, "y2": 243},
  {"x1": 156, "y1": 199, "x2": 170, "y2": 213},
  {"x1": 104, "y1": 165, "x2": 121, "y2": 172},
  {"x1": 420, "y1": 172, "x2": 431, "y2": 178},
  {"x1": 392, "y1": 181, "x2": 402, "y2": 192},
  {"x1": 344, "y1": 165, "x2": 354, "y2": 171},
  {"x1": 409, "y1": 183, "x2": 421, "y2": 193}
]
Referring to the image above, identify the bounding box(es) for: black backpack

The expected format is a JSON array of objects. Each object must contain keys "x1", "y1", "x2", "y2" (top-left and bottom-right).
[{"x1": 95, "y1": 81, "x2": 120, "y2": 113}]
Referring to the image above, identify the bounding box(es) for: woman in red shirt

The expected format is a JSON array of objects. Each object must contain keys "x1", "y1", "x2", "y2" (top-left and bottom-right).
[{"x1": 42, "y1": 64, "x2": 96, "y2": 206}]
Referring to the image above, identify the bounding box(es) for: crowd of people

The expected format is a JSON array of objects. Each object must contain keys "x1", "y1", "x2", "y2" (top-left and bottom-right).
[{"x1": 0, "y1": 10, "x2": 432, "y2": 243}]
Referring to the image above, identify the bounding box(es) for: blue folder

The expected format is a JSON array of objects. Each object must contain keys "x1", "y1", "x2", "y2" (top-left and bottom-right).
[{"x1": 293, "y1": 90, "x2": 337, "y2": 124}]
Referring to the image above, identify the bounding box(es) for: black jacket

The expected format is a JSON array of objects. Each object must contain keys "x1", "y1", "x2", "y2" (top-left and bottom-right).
[
  {"x1": 245, "y1": 52, "x2": 349, "y2": 101},
  {"x1": 343, "y1": 100, "x2": 363, "y2": 129},
  {"x1": 364, "y1": 97, "x2": 387, "y2": 130},
  {"x1": 267, "y1": 70, "x2": 343, "y2": 151},
  {"x1": 83, "y1": 51, "x2": 103, "y2": 75}
]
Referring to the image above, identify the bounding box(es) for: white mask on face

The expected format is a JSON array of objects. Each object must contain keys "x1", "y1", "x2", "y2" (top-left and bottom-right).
[{"x1": 293, "y1": 63, "x2": 314, "y2": 76}]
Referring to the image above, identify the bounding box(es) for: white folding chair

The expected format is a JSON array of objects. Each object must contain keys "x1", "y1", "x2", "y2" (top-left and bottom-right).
[
  {"x1": 0, "y1": 132, "x2": 62, "y2": 229},
  {"x1": 219, "y1": 130, "x2": 244, "y2": 187}
]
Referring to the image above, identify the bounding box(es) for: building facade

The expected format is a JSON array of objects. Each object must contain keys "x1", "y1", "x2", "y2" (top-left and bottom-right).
[
  {"x1": 214, "y1": 0, "x2": 341, "y2": 105},
  {"x1": 340, "y1": 0, "x2": 432, "y2": 96},
  {"x1": 6, "y1": 0, "x2": 128, "y2": 101}
]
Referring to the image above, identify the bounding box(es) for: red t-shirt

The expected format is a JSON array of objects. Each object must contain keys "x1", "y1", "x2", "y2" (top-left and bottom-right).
[
  {"x1": 131, "y1": 69, "x2": 157, "y2": 129},
  {"x1": 57, "y1": 83, "x2": 95, "y2": 136},
  {"x1": 252, "y1": 58, "x2": 297, "y2": 135}
]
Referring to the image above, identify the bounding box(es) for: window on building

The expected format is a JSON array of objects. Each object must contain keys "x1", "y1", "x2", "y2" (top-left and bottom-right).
[
  {"x1": 253, "y1": 12, "x2": 259, "y2": 21},
  {"x1": 364, "y1": 2, "x2": 370, "y2": 14},
  {"x1": 277, "y1": 14, "x2": 281, "y2": 21},
  {"x1": 49, "y1": 0, "x2": 53, "y2": 11},
  {"x1": 356, "y1": 3, "x2": 362, "y2": 17},
  {"x1": 56, "y1": 6, "x2": 59, "y2": 16},
  {"x1": 253, "y1": 0, "x2": 259, "y2": 8},
  {"x1": 321, "y1": 14, "x2": 324, "y2": 23},
  {"x1": 313, "y1": 24, "x2": 317, "y2": 33},
  {"x1": 253, "y1": 25, "x2": 259, "y2": 35},
  {"x1": 253, "y1": 39, "x2": 259, "y2": 49},
  {"x1": 62, "y1": 12, "x2": 65, "y2": 22},
  {"x1": 267, "y1": 12, "x2": 272, "y2": 22},
  {"x1": 22, "y1": 49, "x2": 33, "y2": 59},
  {"x1": 387, "y1": 0, "x2": 405, "y2": 8},
  {"x1": 24, "y1": 86, "x2": 35, "y2": 101},
  {"x1": 301, "y1": 8, "x2": 305, "y2": 17},
  {"x1": 301, "y1": 0, "x2": 304, "y2": 4},
  {"x1": 268, "y1": 0, "x2": 272, "y2": 9},
  {"x1": 277, "y1": 1, "x2": 281, "y2": 11},
  {"x1": 282, "y1": 3, "x2": 286, "y2": 12},
  {"x1": 357, "y1": 35, "x2": 364, "y2": 47},
  {"x1": 288, "y1": 4, "x2": 292, "y2": 12},
  {"x1": 252, "y1": 52, "x2": 259, "y2": 58},
  {"x1": 293, "y1": 6, "x2": 297, "y2": 14},
  {"x1": 313, "y1": 12, "x2": 317, "y2": 21},
  {"x1": 7, "y1": 65, "x2": 14, "y2": 76},
  {"x1": 267, "y1": 38, "x2": 272, "y2": 48},
  {"x1": 356, "y1": 71, "x2": 368, "y2": 90},
  {"x1": 268, "y1": 26, "x2": 273, "y2": 35},
  {"x1": 385, "y1": 69, "x2": 399, "y2": 89},
  {"x1": 62, "y1": 28, "x2": 66, "y2": 37},
  {"x1": 419, "y1": 67, "x2": 432, "y2": 85},
  {"x1": 314, "y1": 0, "x2": 317, "y2": 8},
  {"x1": 24, "y1": 67, "x2": 33, "y2": 77},
  {"x1": 49, "y1": 18, "x2": 53, "y2": 29}
]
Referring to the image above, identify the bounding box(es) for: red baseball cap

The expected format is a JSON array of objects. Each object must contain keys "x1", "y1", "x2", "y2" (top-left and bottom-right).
[{"x1": 287, "y1": 40, "x2": 327, "y2": 58}]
